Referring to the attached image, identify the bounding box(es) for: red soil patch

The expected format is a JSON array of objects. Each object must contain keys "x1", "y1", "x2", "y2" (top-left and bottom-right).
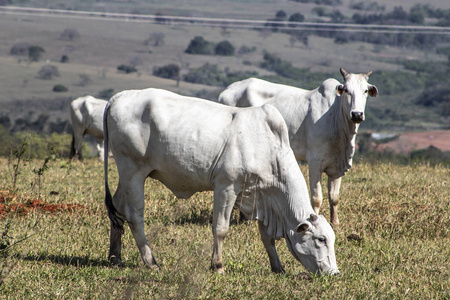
[
  {"x1": 0, "y1": 190, "x2": 86, "y2": 218},
  {"x1": 377, "y1": 130, "x2": 450, "y2": 155}
]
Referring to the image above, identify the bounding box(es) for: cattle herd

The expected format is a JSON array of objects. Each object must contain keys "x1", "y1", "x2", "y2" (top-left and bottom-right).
[{"x1": 70, "y1": 68, "x2": 378, "y2": 276}]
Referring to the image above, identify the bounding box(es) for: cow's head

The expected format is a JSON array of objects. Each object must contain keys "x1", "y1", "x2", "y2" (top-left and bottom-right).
[
  {"x1": 288, "y1": 214, "x2": 340, "y2": 275},
  {"x1": 336, "y1": 68, "x2": 378, "y2": 124}
]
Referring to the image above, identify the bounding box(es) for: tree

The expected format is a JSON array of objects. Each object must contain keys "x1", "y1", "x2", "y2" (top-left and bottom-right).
[
  {"x1": 288, "y1": 13, "x2": 305, "y2": 26},
  {"x1": 117, "y1": 65, "x2": 137, "y2": 74},
  {"x1": 214, "y1": 40, "x2": 235, "y2": 56},
  {"x1": 185, "y1": 36, "x2": 214, "y2": 55},
  {"x1": 276, "y1": 10, "x2": 287, "y2": 20},
  {"x1": 153, "y1": 64, "x2": 180, "y2": 80},
  {"x1": 28, "y1": 45, "x2": 45, "y2": 62}
]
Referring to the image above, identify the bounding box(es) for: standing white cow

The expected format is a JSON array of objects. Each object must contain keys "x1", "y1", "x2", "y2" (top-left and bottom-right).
[
  {"x1": 69, "y1": 96, "x2": 107, "y2": 160},
  {"x1": 218, "y1": 68, "x2": 378, "y2": 227},
  {"x1": 104, "y1": 88, "x2": 339, "y2": 275}
]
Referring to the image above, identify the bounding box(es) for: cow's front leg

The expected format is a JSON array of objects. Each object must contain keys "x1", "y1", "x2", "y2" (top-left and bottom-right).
[
  {"x1": 129, "y1": 220, "x2": 158, "y2": 268},
  {"x1": 258, "y1": 220, "x2": 284, "y2": 273},
  {"x1": 309, "y1": 165, "x2": 323, "y2": 215},
  {"x1": 211, "y1": 186, "x2": 236, "y2": 274},
  {"x1": 328, "y1": 176, "x2": 341, "y2": 227}
]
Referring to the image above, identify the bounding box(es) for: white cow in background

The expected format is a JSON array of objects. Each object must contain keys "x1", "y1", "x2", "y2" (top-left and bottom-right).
[
  {"x1": 218, "y1": 68, "x2": 378, "y2": 227},
  {"x1": 69, "y1": 96, "x2": 107, "y2": 160},
  {"x1": 103, "y1": 88, "x2": 339, "y2": 275}
]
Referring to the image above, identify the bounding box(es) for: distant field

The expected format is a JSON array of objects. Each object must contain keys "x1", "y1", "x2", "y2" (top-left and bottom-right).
[{"x1": 0, "y1": 1, "x2": 449, "y2": 133}]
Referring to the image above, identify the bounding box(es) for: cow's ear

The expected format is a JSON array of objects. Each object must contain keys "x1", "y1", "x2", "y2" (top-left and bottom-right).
[
  {"x1": 368, "y1": 85, "x2": 378, "y2": 97},
  {"x1": 336, "y1": 84, "x2": 345, "y2": 96},
  {"x1": 295, "y1": 221, "x2": 310, "y2": 233}
]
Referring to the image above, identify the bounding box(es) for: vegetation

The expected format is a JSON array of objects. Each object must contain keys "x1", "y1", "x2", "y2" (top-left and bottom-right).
[
  {"x1": 116, "y1": 65, "x2": 137, "y2": 74},
  {"x1": 153, "y1": 64, "x2": 180, "y2": 80},
  {"x1": 0, "y1": 156, "x2": 448, "y2": 298},
  {"x1": 185, "y1": 36, "x2": 215, "y2": 55}
]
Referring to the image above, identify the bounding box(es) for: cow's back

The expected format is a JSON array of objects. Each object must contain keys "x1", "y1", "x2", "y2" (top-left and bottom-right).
[{"x1": 107, "y1": 89, "x2": 237, "y2": 197}]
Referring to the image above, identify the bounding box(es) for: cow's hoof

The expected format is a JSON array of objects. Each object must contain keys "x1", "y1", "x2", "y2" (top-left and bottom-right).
[
  {"x1": 139, "y1": 255, "x2": 160, "y2": 269},
  {"x1": 211, "y1": 263, "x2": 225, "y2": 274},
  {"x1": 109, "y1": 255, "x2": 124, "y2": 267}
]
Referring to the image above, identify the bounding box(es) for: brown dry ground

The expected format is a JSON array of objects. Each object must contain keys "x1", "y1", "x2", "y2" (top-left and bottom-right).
[{"x1": 377, "y1": 130, "x2": 450, "y2": 154}]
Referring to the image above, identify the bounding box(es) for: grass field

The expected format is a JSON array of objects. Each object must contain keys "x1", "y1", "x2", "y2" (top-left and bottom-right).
[{"x1": 0, "y1": 156, "x2": 449, "y2": 299}]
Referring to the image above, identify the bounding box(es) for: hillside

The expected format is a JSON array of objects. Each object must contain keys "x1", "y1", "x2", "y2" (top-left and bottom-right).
[{"x1": 0, "y1": 0, "x2": 449, "y2": 137}]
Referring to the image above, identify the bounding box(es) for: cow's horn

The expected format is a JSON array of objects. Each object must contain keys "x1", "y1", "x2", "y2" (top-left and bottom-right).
[
  {"x1": 340, "y1": 68, "x2": 349, "y2": 77},
  {"x1": 365, "y1": 71, "x2": 373, "y2": 78}
]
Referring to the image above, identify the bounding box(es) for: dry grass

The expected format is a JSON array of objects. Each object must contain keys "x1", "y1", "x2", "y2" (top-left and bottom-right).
[{"x1": 0, "y1": 157, "x2": 449, "y2": 299}]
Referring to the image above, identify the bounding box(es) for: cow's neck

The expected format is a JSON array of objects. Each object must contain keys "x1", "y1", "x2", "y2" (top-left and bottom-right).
[{"x1": 329, "y1": 96, "x2": 358, "y2": 176}]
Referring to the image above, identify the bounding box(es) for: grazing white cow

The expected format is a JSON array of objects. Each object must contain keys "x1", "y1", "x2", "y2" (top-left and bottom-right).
[
  {"x1": 103, "y1": 88, "x2": 339, "y2": 275},
  {"x1": 218, "y1": 68, "x2": 378, "y2": 227},
  {"x1": 69, "y1": 96, "x2": 107, "y2": 160}
]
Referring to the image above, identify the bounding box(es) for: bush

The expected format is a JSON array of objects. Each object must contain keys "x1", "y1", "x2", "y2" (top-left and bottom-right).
[
  {"x1": 214, "y1": 41, "x2": 235, "y2": 56},
  {"x1": 59, "y1": 28, "x2": 80, "y2": 41},
  {"x1": 52, "y1": 85, "x2": 68, "y2": 92},
  {"x1": 97, "y1": 88, "x2": 115, "y2": 100},
  {"x1": 10, "y1": 42, "x2": 30, "y2": 56},
  {"x1": 37, "y1": 65, "x2": 59, "y2": 80},
  {"x1": 238, "y1": 45, "x2": 256, "y2": 55},
  {"x1": 117, "y1": 64, "x2": 137, "y2": 74},
  {"x1": 153, "y1": 64, "x2": 180, "y2": 80},
  {"x1": 185, "y1": 36, "x2": 214, "y2": 55},
  {"x1": 183, "y1": 63, "x2": 226, "y2": 86}
]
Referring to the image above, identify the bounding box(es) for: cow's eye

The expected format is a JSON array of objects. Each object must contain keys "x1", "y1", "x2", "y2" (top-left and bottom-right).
[
  {"x1": 364, "y1": 90, "x2": 368, "y2": 93},
  {"x1": 344, "y1": 88, "x2": 349, "y2": 93},
  {"x1": 318, "y1": 237, "x2": 326, "y2": 243}
]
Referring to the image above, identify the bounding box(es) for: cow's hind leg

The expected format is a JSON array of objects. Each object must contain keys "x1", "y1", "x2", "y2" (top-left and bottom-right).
[
  {"x1": 211, "y1": 186, "x2": 236, "y2": 274},
  {"x1": 114, "y1": 162, "x2": 158, "y2": 269},
  {"x1": 258, "y1": 220, "x2": 284, "y2": 273},
  {"x1": 109, "y1": 214, "x2": 124, "y2": 266},
  {"x1": 328, "y1": 176, "x2": 341, "y2": 227}
]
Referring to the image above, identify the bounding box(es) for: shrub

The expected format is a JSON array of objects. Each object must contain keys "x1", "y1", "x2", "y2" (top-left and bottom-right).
[
  {"x1": 183, "y1": 63, "x2": 226, "y2": 86},
  {"x1": 37, "y1": 65, "x2": 59, "y2": 80},
  {"x1": 185, "y1": 36, "x2": 214, "y2": 55},
  {"x1": 238, "y1": 45, "x2": 256, "y2": 55},
  {"x1": 59, "y1": 28, "x2": 80, "y2": 41},
  {"x1": 214, "y1": 41, "x2": 235, "y2": 56},
  {"x1": 52, "y1": 85, "x2": 68, "y2": 92},
  {"x1": 10, "y1": 42, "x2": 30, "y2": 56},
  {"x1": 60, "y1": 55, "x2": 69, "y2": 63},
  {"x1": 153, "y1": 64, "x2": 180, "y2": 80},
  {"x1": 97, "y1": 88, "x2": 115, "y2": 100},
  {"x1": 117, "y1": 64, "x2": 137, "y2": 74}
]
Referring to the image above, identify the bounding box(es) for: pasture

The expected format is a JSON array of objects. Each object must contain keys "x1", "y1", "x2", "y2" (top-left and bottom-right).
[{"x1": 0, "y1": 157, "x2": 449, "y2": 298}]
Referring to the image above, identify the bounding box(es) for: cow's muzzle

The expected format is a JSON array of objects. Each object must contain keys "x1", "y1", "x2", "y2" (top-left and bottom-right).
[{"x1": 351, "y1": 111, "x2": 364, "y2": 123}]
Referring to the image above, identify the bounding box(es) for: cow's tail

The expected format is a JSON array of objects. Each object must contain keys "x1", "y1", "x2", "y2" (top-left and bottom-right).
[
  {"x1": 103, "y1": 101, "x2": 124, "y2": 233},
  {"x1": 69, "y1": 133, "x2": 76, "y2": 159}
]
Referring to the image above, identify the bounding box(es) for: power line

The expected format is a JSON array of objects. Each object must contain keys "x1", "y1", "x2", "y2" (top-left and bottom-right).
[{"x1": 1, "y1": 6, "x2": 449, "y2": 35}]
